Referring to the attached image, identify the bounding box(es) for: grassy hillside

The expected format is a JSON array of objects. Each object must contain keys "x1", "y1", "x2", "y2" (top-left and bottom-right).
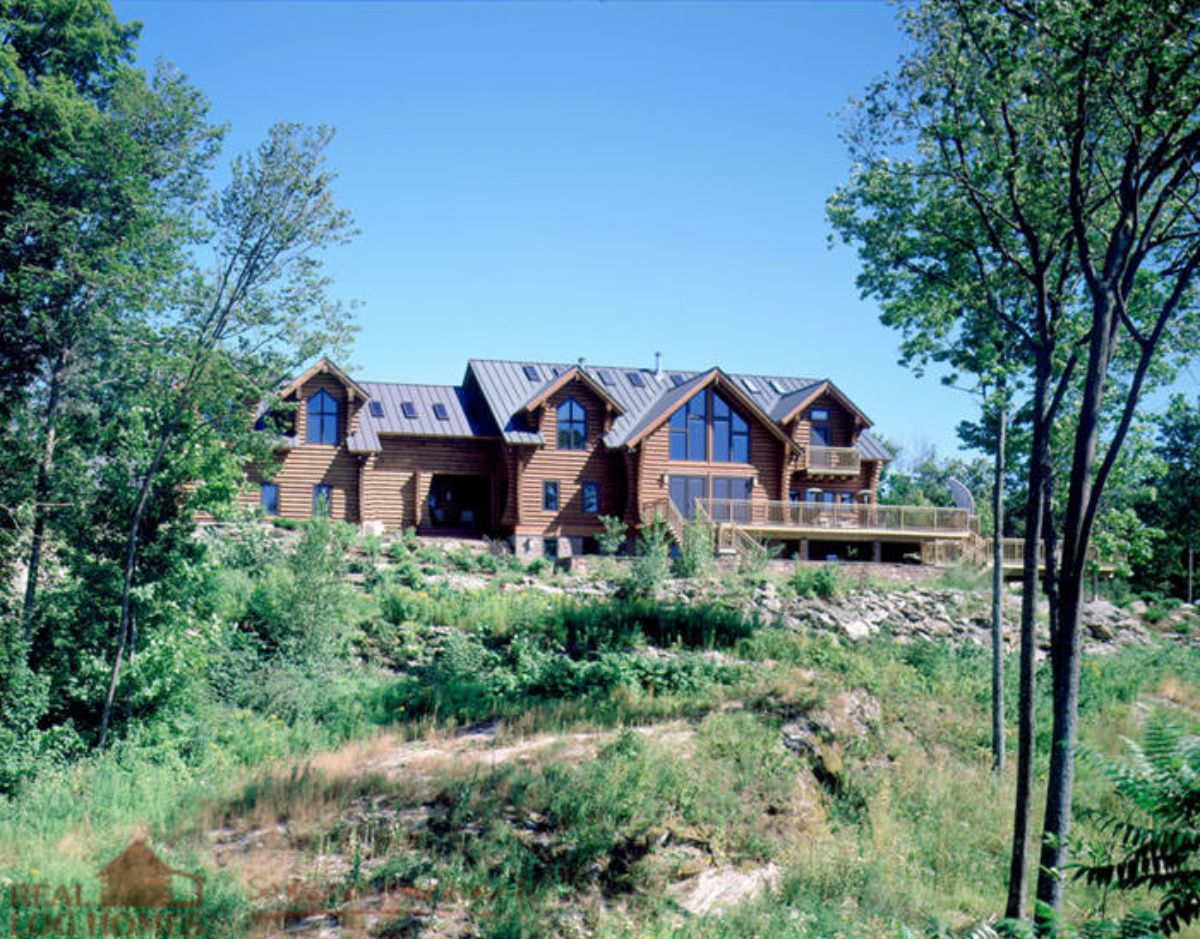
[{"x1": 2, "y1": 522, "x2": 1197, "y2": 938}]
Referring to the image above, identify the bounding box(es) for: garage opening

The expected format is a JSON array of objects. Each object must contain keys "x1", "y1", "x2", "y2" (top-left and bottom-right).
[{"x1": 424, "y1": 474, "x2": 491, "y2": 533}]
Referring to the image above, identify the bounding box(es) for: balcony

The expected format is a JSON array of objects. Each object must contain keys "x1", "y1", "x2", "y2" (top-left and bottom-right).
[{"x1": 806, "y1": 445, "x2": 861, "y2": 476}]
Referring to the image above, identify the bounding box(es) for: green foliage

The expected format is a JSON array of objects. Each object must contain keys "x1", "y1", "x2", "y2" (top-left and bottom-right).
[
  {"x1": 626, "y1": 515, "x2": 671, "y2": 599},
  {"x1": 245, "y1": 515, "x2": 362, "y2": 662},
  {"x1": 737, "y1": 535, "x2": 783, "y2": 582},
  {"x1": 786, "y1": 563, "x2": 843, "y2": 600},
  {"x1": 674, "y1": 519, "x2": 714, "y2": 579},
  {"x1": 1075, "y1": 716, "x2": 1200, "y2": 935},
  {"x1": 597, "y1": 514, "x2": 628, "y2": 556}
]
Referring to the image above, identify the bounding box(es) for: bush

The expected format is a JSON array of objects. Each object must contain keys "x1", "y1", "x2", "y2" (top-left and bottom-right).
[
  {"x1": 626, "y1": 516, "x2": 672, "y2": 598},
  {"x1": 737, "y1": 536, "x2": 782, "y2": 583},
  {"x1": 787, "y1": 563, "x2": 843, "y2": 600},
  {"x1": 597, "y1": 515, "x2": 628, "y2": 556},
  {"x1": 674, "y1": 519, "x2": 714, "y2": 579}
]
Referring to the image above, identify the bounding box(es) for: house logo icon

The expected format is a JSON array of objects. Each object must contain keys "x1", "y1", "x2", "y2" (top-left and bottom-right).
[{"x1": 97, "y1": 840, "x2": 204, "y2": 909}]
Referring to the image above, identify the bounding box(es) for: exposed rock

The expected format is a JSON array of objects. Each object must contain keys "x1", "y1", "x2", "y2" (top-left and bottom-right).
[
  {"x1": 781, "y1": 689, "x2": 881, "y2": 789},
  {"x1": 669, "y1": 863, "x2": 780, "y2": 917}
]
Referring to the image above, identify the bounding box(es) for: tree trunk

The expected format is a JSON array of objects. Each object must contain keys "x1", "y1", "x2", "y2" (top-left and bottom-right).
[
  {"x1": 1188, "y1": 529, "x2": 1194, "y2": 606},
  {"x1": 1005, "y1": 357, "x2": 1051, "y2": 921},
  {"x1": 21, "y1": 349, "x2": 68, "y2": 642},
  {"x1": 991, "y1": 394, "x2": 1006, "y2": 775},
  {"x1": 1035, "y1": 291, "x2": 1119, "y2": 920}
]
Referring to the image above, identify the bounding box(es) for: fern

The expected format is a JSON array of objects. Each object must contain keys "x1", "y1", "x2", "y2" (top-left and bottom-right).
[{"x1": 1075, "y1": 715, "x2": 1200, "y2": 935}]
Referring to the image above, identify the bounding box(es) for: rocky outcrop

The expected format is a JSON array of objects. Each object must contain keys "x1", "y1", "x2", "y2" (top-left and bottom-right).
[{"x1": 781, "y1": 689, "x2": 882, "y2": 790}]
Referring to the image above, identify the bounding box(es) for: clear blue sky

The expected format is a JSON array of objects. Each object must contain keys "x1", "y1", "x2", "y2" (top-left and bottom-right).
[{"x1": 115, "y1": 0, "x2": 977, "y2": 459}]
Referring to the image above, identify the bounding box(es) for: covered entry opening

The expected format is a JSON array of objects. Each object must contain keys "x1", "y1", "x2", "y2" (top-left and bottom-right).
[{"x1": 424, "y1": 473, "x2": 491, "y2": 533}]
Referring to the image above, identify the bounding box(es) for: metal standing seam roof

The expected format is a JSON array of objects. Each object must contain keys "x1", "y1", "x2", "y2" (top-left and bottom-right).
[
  {"x1": 331, "y1": 358, "x2": 888, "y2": 459},
  {"x1": 345, "y1": 381, "x2": 497, "y2": 452},
  {"x1": 465, "y1": 358, "x2": 882, "y2": 450}
]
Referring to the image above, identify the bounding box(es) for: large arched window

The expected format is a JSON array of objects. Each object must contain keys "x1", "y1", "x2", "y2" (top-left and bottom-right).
[
  {"x1": 306, "y1": 389, "x2": 340, "y2": 445},
  {"x1": 556, "y1": 398, "x2": 587, "y2": 450}
]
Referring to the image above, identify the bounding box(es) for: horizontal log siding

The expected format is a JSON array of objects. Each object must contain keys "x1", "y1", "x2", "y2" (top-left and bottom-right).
[
  {"x1": 363, "y1": 438, "x2": 501, "y2": 529},
  {"x1": 515, "y1": 379, "x2": 622, "y2": 536},
  {"x1": 789, "y1": 392, "x2": 857, "y2": 450},
  {"x1": 637, "y1": 405, "x2": 784, "y2": 509}
]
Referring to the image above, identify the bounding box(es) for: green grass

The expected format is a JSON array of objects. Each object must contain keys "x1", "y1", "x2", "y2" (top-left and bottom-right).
[{"x1": 5, "y1": 560, "x2": 1200, "y2": 938}]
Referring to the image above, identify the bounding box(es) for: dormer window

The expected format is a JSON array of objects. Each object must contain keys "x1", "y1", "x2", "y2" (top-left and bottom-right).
[
  {"x1": 306, "y1": 390, "x2": 339, "y2": 445},
  {"x1": 556, "y1": 398, "x2": 587, "y2": 450}
]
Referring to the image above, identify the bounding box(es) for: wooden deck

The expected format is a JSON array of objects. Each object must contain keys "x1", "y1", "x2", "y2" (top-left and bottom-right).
[{"x1": 640, "y1": 497, "x2": 1115, "y2": 571}]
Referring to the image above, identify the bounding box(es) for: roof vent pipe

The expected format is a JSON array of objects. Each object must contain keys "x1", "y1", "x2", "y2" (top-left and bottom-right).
[
  {"x1": 654, "y1": 351, "x2": 663, "y2": 381},
  {"x1": 578, "y1": 356, "x2": 586, "y2": 368}
]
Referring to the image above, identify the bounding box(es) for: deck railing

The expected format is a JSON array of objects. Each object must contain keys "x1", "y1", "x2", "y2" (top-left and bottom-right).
[
  {"x1": 699, "y1": 499, "x2": 977, "y2": 536},
  {"x1": 806, "y1": 446, "x2": 862, "y2": 475}
]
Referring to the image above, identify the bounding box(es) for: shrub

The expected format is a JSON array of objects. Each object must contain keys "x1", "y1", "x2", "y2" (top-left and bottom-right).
[
  {"x1": 737, "y1": 536, "x2": 782, "y2": 583},
  {"x1": 787, "y1": 563, "x2": 843, "y2": 600},
  {"x1": 674, "y1": 519, "x2": 714, "y2": 579},
  {"x1": 597, "y1": 515, "x2": 628, "y2": 556},
  {"x1": 626, "y1": 516, "x2": 672, "y2": 598}
]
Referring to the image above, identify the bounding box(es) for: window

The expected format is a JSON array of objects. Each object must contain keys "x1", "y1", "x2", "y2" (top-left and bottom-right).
[
  {"x1": 260, "y1": 483, "x2": 279, "y2": 516},
  {"x1": 368, "y1": 400, "x2": 384, "y2": 418},
  {"x1": 401, "y1": 401, "x2": 417, "y2": 419},
  {"x1": 742, "y1": 377, "x2": 760, "y2": 394},
  {"x1": 627, "y1": 371, "x2": 645, "y2": 388},
  {"x1": 668, "y1": 389, "x2": 749, "y2": 463},
  {"x1": 670, "y1": 373, "x2": 686, "y2": 387},
  {"x1": 313, "y1": 484, "x2": 333, "y2": 516},
  {"x1": 543, "y1": 480, "x2": 559, "y2": 512},
  {"x1": 523, "y1": 364, "x2": 540, "y2": 381},
  {"x1": 433, "y1": 402, "x2": 449, "y2": 421},
  {"x1": 712, "y1": 391, "x2": 750, "y2": 463},
  {"x1": 769, "y1": 379, "x2": 788, "y2": 395},
  {"x1": 669, "y1": 393, "x2": 708, "y2": 461},
  {"x1": 306, "y1": 390, "x2": 340, "y2": 444},
  {"x1": 543, "y1": 537, "x2": 559, "y2": 560},
  {"x1": 597, "y1": 369, "x2": 615, "y2": 386},
  {"x1": 582, "y1": 481, "x2": 600, "y2": 514},
  {"x1": 556, "y1": 397, "x2": 587, "y2": 449},
  {"x1": 810, "y1": 407, "x2": 831, "y2": 446}
]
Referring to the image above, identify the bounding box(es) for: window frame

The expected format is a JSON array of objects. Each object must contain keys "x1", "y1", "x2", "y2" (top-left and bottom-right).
[
  {"x1": 260, "y1": 482, "x2": 280, "y2": 516},
  {"x1": 312, "y1": 483, "x2": 333, "y2": 516},
  {"x1": 669, "y1": 389, "x2": 749, "y2": 463},
  {"x1": 306, "y1": 389, "x2": 340, "y2": 445},
  {"x1": 556, "y1": 397, "x2": 587, "y2": 450},
  {"x1": 810, "y1": 406, "x2": 832, "y2": 447},
  {"x1": 543, "y1": 479, "x2": 559, "y2": 512}
]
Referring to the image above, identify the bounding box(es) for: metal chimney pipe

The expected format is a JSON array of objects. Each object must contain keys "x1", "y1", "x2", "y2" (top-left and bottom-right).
[{"x1": 654, "y1": 351, "x2": 663, "y2": 380}]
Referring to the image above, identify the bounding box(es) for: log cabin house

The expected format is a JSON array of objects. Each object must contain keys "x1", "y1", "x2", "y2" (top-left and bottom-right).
[{"x1": 239, "y1": 356, "x2": 981, "y2": 562}]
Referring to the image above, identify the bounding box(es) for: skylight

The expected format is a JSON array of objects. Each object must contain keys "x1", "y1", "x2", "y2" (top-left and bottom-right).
[
  {"x1": 742, "y1": 377, "x2": 760, "y2": 394},
  {"x1": 401, "y1": 401, "x2": 417, "y2": 419},
  {"x1": 769, "y1": 379, "x2": 787, "y2": 395},
  {"x1": 369, "y1": 401, "x2": 384, "y2": 418},
  {"x1": 627, "y1": 371, "x2": 645, "y2": 388},
  {"x1": 597, "y1": 369, "x2": 615, "y2": 386},
  {"x1": 433, "y1": 403, "x2": 449, "y2": 421},
  {"x1": 522, "y1": 365, "x2": 540, "y2": 381},
  {"x1": 670, "y1": 373, "x2": 685, "y2": 387}
]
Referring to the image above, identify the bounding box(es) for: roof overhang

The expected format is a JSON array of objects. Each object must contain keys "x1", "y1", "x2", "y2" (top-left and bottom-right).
[
  {"x1": 776, "y1": 380, "x2": 873, "y2": 428},
  {"x1": 522, "y1": 366, "x2": 626, "y2": 415},
  {"x1": 277, "y1": 357, "x2": 368, "y2": 402},
  {"x1": 622, "y1": 367, "x2": 799, "y2": 454}
]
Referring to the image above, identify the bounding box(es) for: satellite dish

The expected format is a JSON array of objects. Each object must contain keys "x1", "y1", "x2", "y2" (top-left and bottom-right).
[{"x1": 947, "y1": 477, "x2": 976, "y2": 513}]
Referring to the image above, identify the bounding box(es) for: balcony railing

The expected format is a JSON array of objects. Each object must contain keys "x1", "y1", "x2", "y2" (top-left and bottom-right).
[
  {"x1": 806, "y1": 445, "x2": 861, "y2": 475},
  {"x1": 698, "y1": 499, "x2": 978, "y2": 536}
]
